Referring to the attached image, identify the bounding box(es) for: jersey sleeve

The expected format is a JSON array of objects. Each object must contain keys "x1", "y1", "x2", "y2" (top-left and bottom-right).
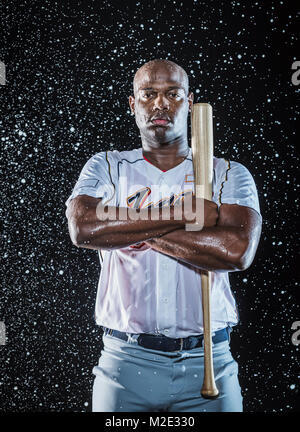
[
  {"x1": 65, "y1": 151, "x2": 117, "y2": 207},
  {"x1": 218, "y1": 160, "x2": 261, "y2": 215}
]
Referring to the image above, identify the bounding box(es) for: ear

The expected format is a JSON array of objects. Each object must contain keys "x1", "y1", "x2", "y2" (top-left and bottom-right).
[
  {"x1": 188, "y1": 92, "x2": 194, "y2": 112},
  {"x1": 129, "y1": 95, "x2": 135, "y2": 115}
]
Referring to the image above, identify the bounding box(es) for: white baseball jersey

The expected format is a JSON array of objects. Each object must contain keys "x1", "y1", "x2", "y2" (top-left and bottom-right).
[{"x1": 66, "y1": 146, "x2": 261, "y2": 338}]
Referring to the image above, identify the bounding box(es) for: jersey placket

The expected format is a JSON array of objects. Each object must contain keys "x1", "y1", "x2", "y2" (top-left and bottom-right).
[{"x1": 155, "y1": 172, "x2": 178, "y2": 337}]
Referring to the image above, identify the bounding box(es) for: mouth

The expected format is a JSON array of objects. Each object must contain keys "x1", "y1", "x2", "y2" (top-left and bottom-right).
[{"x1": 151, "y1": 118, "x2": 170, "y2": 126}]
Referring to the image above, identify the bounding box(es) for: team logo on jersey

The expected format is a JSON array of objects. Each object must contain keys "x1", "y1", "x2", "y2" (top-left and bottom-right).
[
  {"x1": 127, "y1": 187, "x2": 151, "y2": 208},
  {"x1": 126, "y1": 187, "x2": 194, "y2": 209},
  {"x1": 127, "y1": 187, "x2": 194, "y2": 249}
]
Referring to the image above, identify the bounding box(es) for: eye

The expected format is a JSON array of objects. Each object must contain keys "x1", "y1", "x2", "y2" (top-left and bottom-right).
[{"x1": 169, "y1": 93, "x2": 180, "y2": 98}]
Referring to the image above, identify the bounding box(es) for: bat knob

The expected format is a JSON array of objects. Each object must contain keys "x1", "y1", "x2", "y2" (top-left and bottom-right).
[{"x1": 201, "y1": 387, "x2": 219, "y2": 399}]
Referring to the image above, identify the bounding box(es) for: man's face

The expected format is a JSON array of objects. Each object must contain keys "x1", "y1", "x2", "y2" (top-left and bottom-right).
[{"x1": 129, "y1": 64, "x2": 194, "y2": 144}]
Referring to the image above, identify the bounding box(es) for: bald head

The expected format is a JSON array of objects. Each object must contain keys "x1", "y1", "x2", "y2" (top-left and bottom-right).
[
  {"x1": 133, "y1": 59, "x2": 189, "y2": 96},
  {"x1": 129, "y1": 59, "x2": 194, "y2": 146}
]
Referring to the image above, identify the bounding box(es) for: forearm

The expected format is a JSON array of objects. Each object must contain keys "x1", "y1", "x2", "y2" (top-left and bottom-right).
[
  {"x1": 68, "y1": 197, "x2": 185, "y2": 250},
  {"x1": 146, "y1": 226, "x2": 248, "y2": 271}
]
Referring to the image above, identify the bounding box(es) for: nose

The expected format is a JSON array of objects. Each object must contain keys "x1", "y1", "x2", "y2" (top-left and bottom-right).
[{"x1": 153, "y1": 93, "x2": 169, "y2": 111}]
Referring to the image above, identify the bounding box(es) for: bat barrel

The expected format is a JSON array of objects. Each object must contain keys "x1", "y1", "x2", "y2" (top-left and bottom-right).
[{"x1": 191, "y1": 103, "x2": 213, "y2": 200}]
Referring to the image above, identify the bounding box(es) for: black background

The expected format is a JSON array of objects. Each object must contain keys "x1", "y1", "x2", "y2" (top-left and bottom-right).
[{"x1": 0, "y1": 0, "x2": 299, "y2": 412}]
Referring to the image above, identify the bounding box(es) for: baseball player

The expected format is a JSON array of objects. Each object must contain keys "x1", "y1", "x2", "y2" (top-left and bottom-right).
[{"x1": 65, "y1": 59, "x2": 262, "y2": 412}]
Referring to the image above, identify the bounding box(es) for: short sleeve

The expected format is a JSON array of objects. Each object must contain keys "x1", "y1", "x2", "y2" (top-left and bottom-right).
[
  {"x1": 218, "y1": 160, "x2": 261, "y2": 215},
  {"x1": 65, "y1": 151, "x2": 117, "y2": 207}
]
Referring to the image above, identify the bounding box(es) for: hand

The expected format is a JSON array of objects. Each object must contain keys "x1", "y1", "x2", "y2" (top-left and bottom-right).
[{"x1": 182, "y1": 195, "x2": 219, "y2": 227}]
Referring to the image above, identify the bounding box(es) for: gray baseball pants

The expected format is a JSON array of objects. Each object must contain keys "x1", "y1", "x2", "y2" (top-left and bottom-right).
[{"x1": 92, "y1": 332, "x2": 243, "y2": 412}]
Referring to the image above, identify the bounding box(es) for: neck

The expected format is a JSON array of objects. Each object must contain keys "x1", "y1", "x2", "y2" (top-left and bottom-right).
[{"x1": 142, "y1": 139, "x2": 190, "y2": 172}]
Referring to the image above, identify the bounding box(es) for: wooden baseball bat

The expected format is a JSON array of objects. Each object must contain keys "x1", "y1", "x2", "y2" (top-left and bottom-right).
[{"x1": 191, "y1": 103, "x2": 219, "y2": 399}]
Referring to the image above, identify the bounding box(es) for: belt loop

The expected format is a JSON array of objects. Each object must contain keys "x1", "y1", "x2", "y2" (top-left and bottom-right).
[
  {"x1": 227, "y1": 325, "x2": 232, "y2": 342},
  {"x1": 109, "y1": 328, "x2": 113, "y2": 336},
  {"x1": 175, "y1": 337, "x2": 184, "y2": 352}
]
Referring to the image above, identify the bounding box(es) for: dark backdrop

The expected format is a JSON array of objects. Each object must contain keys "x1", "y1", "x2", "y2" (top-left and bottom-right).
[{"x1": 1, "y1": 0, "x2": 299, "y2": 412}]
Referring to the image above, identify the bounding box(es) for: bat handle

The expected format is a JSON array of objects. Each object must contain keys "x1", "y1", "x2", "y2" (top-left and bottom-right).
[{"x1": 200, "y1": 271, "x2": 219, "y2": 399}]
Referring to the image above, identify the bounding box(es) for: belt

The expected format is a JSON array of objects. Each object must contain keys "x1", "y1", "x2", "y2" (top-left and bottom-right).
[{"x1": 102, "y1": 326, "x2": 231, "y2": 352}]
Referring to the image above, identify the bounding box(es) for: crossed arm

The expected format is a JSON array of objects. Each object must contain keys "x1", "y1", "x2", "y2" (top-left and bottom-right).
[
  {"x1": 143, "y1": 204, "x2": 262, "y2": 272},
  {"x1": 66, "y1": 194, "x2": 262, "y2": 272}
]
